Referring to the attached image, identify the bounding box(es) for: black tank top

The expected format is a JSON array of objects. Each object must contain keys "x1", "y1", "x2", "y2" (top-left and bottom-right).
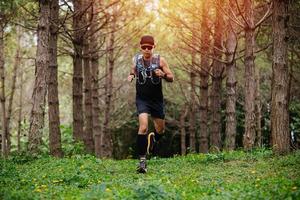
[{"x1": 136, "y1": 56, "x2": 163, "y2": 101}]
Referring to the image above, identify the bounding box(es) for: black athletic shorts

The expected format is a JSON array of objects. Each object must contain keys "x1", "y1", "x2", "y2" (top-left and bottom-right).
[{"x1": 136, "y1": 97, "x2": 165, "y2": 119}]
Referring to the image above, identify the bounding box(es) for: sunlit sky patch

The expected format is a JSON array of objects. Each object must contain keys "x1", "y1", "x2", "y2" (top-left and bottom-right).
[{"x1": 144, "y1": 0, "x2": 159, "y2": 12}]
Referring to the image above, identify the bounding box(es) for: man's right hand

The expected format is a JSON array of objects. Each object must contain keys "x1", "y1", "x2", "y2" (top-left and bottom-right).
[{"x1": 127, "y1": 74, "x2": 135, "y2": 82}]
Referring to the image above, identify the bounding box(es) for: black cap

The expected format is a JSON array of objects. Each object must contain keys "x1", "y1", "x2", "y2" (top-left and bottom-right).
[{"x1": 140, "y1": 35, "x2": 155, "y2": 45}]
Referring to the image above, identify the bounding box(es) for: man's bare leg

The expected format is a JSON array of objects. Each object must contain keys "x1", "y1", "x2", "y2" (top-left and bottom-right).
[
  {"x1": 138, "y1": 113, "x2": 148, "y2": 134},
  {"x1": 137, "y1": 113, "x2": 149, "y2": 173}
]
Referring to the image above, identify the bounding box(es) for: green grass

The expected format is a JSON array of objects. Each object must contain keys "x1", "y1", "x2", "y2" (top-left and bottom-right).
[{"x1": 1, "y1": 149, "x2": 300, "y2": 199}]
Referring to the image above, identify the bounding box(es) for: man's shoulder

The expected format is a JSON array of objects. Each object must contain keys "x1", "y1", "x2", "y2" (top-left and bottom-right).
[
  {"x1": 159, "y1": 56, "x2": 167, "y2": 64},
  {"x1": 132, "y1": 54, "x2": 142, "y2": 64},
  {"x1": 133, "y1": 54, "x2": 143, "y2": 61},
  {"x1": 152, "y1": 54, "x2": 160, "y2": 61}
]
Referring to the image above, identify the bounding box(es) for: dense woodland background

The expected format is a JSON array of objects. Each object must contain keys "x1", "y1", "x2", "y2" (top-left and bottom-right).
[{"x1": 0, "y1": 0, "x2": 299, "y2": 159}]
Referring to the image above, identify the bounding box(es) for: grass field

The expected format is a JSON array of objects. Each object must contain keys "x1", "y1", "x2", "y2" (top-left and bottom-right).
[{"x1": 1, "y1": 149, "x2": 300, "y2": 199}]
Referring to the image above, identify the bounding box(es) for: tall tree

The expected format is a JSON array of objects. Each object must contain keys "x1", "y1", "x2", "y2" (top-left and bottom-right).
[
  {"x1": 189, "y1": 76, "x2": 196, "y2": 153},
  {"x1": 180, "y1": 105, "x2": 188, "y2": 155},
  {"x1": 210, "y1": 0, "x2": 224, "y2": 151},
  {"x1": 189, "y1": 26, "x2": 197, "y2": 153},
  {"x1": 72, "y1": 0, "x2": 84, "y2": 142},
  {"x1": 198, "y1": 0, "x2": 210, "y2": 153},
  {"x1": 242, "y1": 0, "x2": 256, "y2": 150},
  {"x1": 28, "y1": 0, "x2": 50, "y2": 153},
  {"x1": 0, "y1": 0, "x2": 20, "y2": 157},
  {"x1": 0, "y1": 14, "x2": 7, "y2": 156},
  {"x1": 91, "y1": 0, "x2": 103, "y2": 157},
  {"x1": 255, "y1": 68, "x2": 262, "y2": 147},
  {"x1": 271, "y1": 0, "x2": 290, "y2": 154},
  {"x1": 101, "y1": 12, "x2": 115, "y2": 157},
  {"x1": 224, "y1": 0, "x2": 238, "y2": 151},
  {"x1": 48, "y1": 0, "x2": 62, "y2": 157},
  {"x1": 83, "y1": 0, "x2": 94, "y2": 153},
  {"x1": 17, "y1": 68, "x2": 23, "y2": 153}
]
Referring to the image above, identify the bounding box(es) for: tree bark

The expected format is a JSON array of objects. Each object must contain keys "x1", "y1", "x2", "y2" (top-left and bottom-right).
[
  {"x1": 17, "y1": 69, "x2": 23, "y2": 153},
  {"x1": 224, "y1": 0, "x2": 238, "y2": 151},
  {"x1": 189, "y1": 54, "x2": 196, "y2": 152},
  {"x1": 255, "y1": 68, "x2": 262, "y2": 147},
  {"x1": 28, "y1": 0, "x2": 50, "y2": 153},
  {"x1": 101, "y1": 14, "x2": 115, "y2": 157},
  {"x1": 210, "y1": 0, "x2": 224, "y2": 152},
  {"x1": 243, "y1": 0, "x2": 256, "y2": 150},
  {"x1": 271, "y1": 0, "x2": 290, "y2": 154},
  {"x1": 198, "y1": 0, "x2": 210, "y2": 153},
  {"x1": 91, "y1": 1, "x2": 102, "y2": 157},
  {"x1": 0, "y1": 20, "x2": 7, "y2": 157},
  {"x1": 48, "y1": 0, "x2": 62, "y2": 157},
  {"x1": 83, "y1": 0, "x2": 94, "y2": 154},
  {"x1": 180, "y1": 105, "x2": 188, "y2": 155},
  {"x1": 72, "y1": 0, "x2": 84, "y2": 142}
]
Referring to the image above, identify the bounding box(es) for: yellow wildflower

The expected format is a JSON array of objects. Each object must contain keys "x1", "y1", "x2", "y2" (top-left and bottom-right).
[
  {"x1": 35, "y1": 188, "x2": 42, "y2": 193},
  {"x1": 292, "y1": 186, "x2": 297, "y2": 190}
]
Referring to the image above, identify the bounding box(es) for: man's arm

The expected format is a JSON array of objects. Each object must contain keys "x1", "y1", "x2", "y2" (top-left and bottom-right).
[{"x1": 154, "y1": 57, "x2": 174, "y2": 82}]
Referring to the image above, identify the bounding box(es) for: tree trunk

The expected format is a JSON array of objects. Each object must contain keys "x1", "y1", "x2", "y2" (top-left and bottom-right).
[
  {"x1": 271, "y1": 0, "x2": 290, "y2": 154},
  {"x1": 83, "y1": 1, "x2": 94, "y2": 153},
  {"x1": 5, "y1": 26, "x2": 21, "y2": 154},
  {"x1": 91, "y1": 1, "x2": 102, "y2": 157},
  {"x1": 243, "y1": 0, "x2": 256, "y2": 150},
  {"x1": 28, "y1": 0, "x2": 50, "y2": 153},
  {"x1": 199, "y1": 0, "x2": 210, "y2": 153},
  {"x1": 0, "y1": 21, "x2": 7, "y2": 157},
  {"x1": 48, "y1": 0, "x2": 62, "y2": 157},
  {"x1": 72, "y1": 0, "x2": 84, "y2": 142},
  {"x1": 17, "y1": 69, "x2": 23, "y2": 153},
  {"x1": 210, "y1": 0, "x2": 224, "y2": 152},
  {"x1": 101, "y1": 14, "x2": 115, "y2": 157},
  {"x1": 180, "y1": 105, "x2": 188, "y2": 155},
  {"x1": 189, "y1": 55, "x2": 196, "y2": 152},
  {"x1": 255, "y1": 69, "x2": 262, "y2": 147},
  {"x1": 224, "y1": 0, "x2": 238, "y2": 151}
]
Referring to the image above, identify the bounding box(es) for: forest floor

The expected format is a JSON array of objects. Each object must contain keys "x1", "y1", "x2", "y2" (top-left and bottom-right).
[{"x1": 1, "y1": 149, "x2": 300, "y2": 200}]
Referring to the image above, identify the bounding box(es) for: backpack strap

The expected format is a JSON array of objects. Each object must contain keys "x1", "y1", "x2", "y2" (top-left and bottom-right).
[
  {"x1": 135, "y1": 53, "x2": 160, "y2": 71},
  {"x1": 135, "y1": 54, "x2": 143, "y2": 71},
  {"x1": 151, "y1": 54, "x2": 160, "y2": 70}
]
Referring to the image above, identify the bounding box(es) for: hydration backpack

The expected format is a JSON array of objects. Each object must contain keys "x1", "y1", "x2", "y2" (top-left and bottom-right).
[{"x1": 135, "y1": 53, "x2": 161, "y2": 85}]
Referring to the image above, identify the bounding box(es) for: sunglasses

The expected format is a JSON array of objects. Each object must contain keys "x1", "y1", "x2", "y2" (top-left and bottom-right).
[{"x1": 141, "y1": 45, "x2": 153, "y2": 50}]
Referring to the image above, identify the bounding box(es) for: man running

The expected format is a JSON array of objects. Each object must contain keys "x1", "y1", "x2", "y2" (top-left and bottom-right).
[{"x1": 127, "y1": 35, "x2": 174, "y2": 173}]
